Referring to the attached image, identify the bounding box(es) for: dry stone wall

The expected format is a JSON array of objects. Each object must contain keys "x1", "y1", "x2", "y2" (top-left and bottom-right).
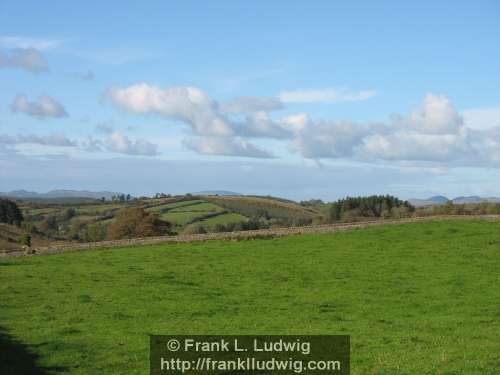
[{"x1": 2, "y1": 215, "x2": 500, "y2": 257}]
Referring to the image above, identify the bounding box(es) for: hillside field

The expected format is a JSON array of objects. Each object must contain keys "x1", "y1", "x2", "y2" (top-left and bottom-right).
[
  {"x1": 0, "y1": 195, "x2": 324, "y2": 252},
  {"x1": 1, "y1": 220, "x2": 499, "y2": 374}
]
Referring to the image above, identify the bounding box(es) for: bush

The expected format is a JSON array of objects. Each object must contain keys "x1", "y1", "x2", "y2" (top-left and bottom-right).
[
  {"x1": 19, "y1": 233, "x2": 31, "y2": 247},
  {"x1": 107, "y1": 208, "x2": 172, "y2": 240},
  {"x1": 63, "y1": 208, "x2": 76, "y2": 220},
  {"x1": 39, "y1": 215, "x2": 58, "y2": 232},
  {"x1": 183, "y1": 224, "x2": 208, "y2": 234},
  {"x1": 83, "y1": 223, "x2": 107, "y2": 242}
]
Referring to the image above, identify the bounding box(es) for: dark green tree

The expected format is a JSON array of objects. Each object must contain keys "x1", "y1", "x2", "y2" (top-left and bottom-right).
[{"x1": 0, "y1": 199, "x2": 24, "y2": 226}]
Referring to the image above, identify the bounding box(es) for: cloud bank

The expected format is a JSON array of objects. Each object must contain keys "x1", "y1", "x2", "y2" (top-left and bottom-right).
[{"x1": 106, "y1": 84, "x2": 500, "y2": 168}]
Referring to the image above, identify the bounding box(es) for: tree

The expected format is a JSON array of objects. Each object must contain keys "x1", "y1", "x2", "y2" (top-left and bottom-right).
[
  {"x1": 0, "y1": 199, "x2": 24, "y2": 226},
  {"x1": 107, "y1": 208, "x2": 172, "y2": 240},
  {"x1": 19, "y1": 233, "x2": 31, "y2": 247},
  {"x1": 84, "y1": 222, "x2": 106, "y2": 242},
  {"x1": 63, "y1": 208, "x2": 76, "y2": 220},
  {"x1": 39, "y1": 215, "x2": 58, "y2": 231}
]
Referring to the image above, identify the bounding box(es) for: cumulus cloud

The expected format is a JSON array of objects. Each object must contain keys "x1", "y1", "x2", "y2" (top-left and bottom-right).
[
  {"x1": 358, "y1": 130, "x2": 471, "y2": 162},
  {"x1": 0, "y1": 48, "x2": 48, "y2": 72},
  {"x1": 237, "y1": 111, "x2": 293, "y2": 139},
  {"x1": 106, "y1": 132, "x2": 159, "y2": 156},
  {"x1": 184, "y1": 137, "x2": 273, "y2": 158},
  {"x1": 289, "y1": 93, "x2": 479, "y2": 165},
  {"x1": 11, "y1": 94, "x2": 68, "y2": 118},
  {"x1": 108, "y1": 84, "x2": 233, "y2": 136},
  {"x1": 407, "y1": 93, "x2": 463, "y2": 134},
  {"x1": 106, "y1": 84, "x2": 499, "y2": 165},
  {"x1": 107, "y1": 84, "x2": 290, "y2": 156},
  {"x1": 279, "y1": 88, "x2": 377, "y2": 103},
  {"x1": 290, "y1": 121, "x2": 374, "y2": 159}
]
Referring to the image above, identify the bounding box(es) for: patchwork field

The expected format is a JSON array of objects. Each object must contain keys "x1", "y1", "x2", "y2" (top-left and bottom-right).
[
  {"x1": 1, "y1": 220, "x2": 499, "y2": 374},
  {"x1": 6, "y1": 194, "x2": 323, "y2": 251}
]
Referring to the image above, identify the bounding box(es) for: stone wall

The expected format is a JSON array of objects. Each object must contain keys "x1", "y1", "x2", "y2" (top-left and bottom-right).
[{"x1": 2, "y1": 215, "x2": 500, "y2": 257}]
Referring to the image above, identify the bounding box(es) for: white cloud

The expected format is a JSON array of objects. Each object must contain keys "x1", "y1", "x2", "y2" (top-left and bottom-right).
[
  {"x1": 290, "y1": 121, "x2": 373, "y2": 159},
  {"x1": 107, "y1": 84, "x2": 287, "y2": 155},
  {"x1": 106, "y1": 85, "x2": 499, "y2": 166},
  {"x1": 81, "y1": 137, "x2": 104, "y2": 152},
  {"x1": 184, "y1": 137, "x2": 273, "y2": 158},
  {"x1": 0, "y1": 133, "x2": 76, "y2": 147},
  {"x1": 0, "y1": 48, "x2": 48, "y2": 72},
  {"x1": 11, "y1": 94, "x2": 68, "y2": 118},
  {"x1": 289, "y1": 93, "x2": 480, "y2": 164},
  {"x1": 279, "y1": 88, "x2": 377, "y2": 103},
  {"x1": 219, "y1": 96, "x2": 283, "y2": 114},
  {"x1": 462, "y1": 106, "x2": 500, "y2": 130},
  {"x1": 108, "y1": 84, "x2": 233, "y2": 136},
  {"x1": 469, "y1": 126, "x2": 500, "y2": 166},
  {"x1": 358, "y1": 130, "x2": 471, "y2": 162},
  {"x1": 280, "y1": 113, "x2": 311, "y2": 132},
  {"x1": 407, "y1": 93, "x2": 463, "y2": 134},
  {"x1": 106, "y1": 132, "x2": 159, "y2": 156},
  {"x1": 238, "y1": 111, "x2": 293, "y2": 139}
]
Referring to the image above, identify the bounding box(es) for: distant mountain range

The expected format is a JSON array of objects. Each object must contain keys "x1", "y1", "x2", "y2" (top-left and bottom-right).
[
  {"x1": 0, "y1": 189, "x2": 122, "y2": 200},
  {"x1": 409, "y1": 195, "x2": 500, "y2": 207},
  {"x1": 193, "y1": 190, "x2": 241, "y2": 196}
]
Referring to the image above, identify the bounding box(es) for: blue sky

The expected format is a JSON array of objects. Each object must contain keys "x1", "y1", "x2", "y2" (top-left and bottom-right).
[{"x1": 1, "y1": 1, "x2": 500, "y2": 200}]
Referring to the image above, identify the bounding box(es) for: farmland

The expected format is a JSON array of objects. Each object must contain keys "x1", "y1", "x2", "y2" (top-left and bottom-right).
[
  {"x1": 1, "y1": 194, "x2": 326, "y2": 252},
  {"x1": 1, "y1": 219, "x2": 499, "y2": 374}
]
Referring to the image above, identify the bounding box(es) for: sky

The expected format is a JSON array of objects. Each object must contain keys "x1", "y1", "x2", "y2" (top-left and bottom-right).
[{"x1": 1, "y1": 1, "x2": 500, "y2": 200}]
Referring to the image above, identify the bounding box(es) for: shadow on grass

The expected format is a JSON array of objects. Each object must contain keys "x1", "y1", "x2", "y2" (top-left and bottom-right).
[{"x1": 0, "y1": 328, "x2": 67, "y2": 374}]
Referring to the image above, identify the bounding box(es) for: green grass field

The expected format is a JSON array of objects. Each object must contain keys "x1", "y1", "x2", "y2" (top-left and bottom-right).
[
  {"x1": 145, "y1": 200, "x2": 229, "y2": 227},
  {"x1": 1, "y1": 220, "x2": 499, "y2": 374},
  {"x1": 185, "y1": 212, "x2": 248, "y2": 232}
]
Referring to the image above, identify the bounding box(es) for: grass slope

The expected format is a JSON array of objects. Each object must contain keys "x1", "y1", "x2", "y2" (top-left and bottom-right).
[
  {"x1": 204, "y1": 195, "x2": 321, "y2": 219},
  {"x1": 1, "y1": 220, "x2": 499, "y2": 374},
  {"x1": 184, "y1": 212, "x2": 248, "y2": 232}
]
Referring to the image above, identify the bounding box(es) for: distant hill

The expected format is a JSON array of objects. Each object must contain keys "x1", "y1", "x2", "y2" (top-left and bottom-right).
[
  {"x1": 0, "y1": 189, "x2": 121, "y2": 201},
  {"x1": 193, "y1": 190, "x2": 241, "y2": 196},
  {"x1": 408, "y1": 196, "x2": 449, "y2": 207},
  {"x1": 452, "y1": 196, "x2": 485, "y2": 204},
  {"x1": 409, "y1": 195, "x2": 500, "y2": 207}
]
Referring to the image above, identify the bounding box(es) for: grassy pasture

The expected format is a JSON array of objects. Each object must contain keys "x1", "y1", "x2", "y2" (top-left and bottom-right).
[
  {"x1": 169, "y1": 202, "x2": 223, "y2": 213},
  {"x1": 185, "y1": 212, "x2": 248, "y2": 231},
  {"x1": 145, "y1": 200, "x2": 205, "y2": 213},
  {"x1": 204, "y1": 195, "x2": 321, "y2": 220},
  {"x1": 159, "y1": 211, "x2": 211, "y2": 226},
  {"x1": 1, "y1": 220, "x2": 499, "y2": 374},
  {"x1": 149, "y1": 200, "x2": 231, "y2": 228}
]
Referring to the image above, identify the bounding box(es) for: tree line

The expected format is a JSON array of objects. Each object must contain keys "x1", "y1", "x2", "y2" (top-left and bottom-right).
[{"x1": 329, "y1": 195, "x2": 415, "y2": 221}]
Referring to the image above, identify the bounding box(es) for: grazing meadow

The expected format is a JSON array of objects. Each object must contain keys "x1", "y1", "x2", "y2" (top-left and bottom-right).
[{"x1": 1, "y1": 220, "x2": 499, "y2": 374}]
